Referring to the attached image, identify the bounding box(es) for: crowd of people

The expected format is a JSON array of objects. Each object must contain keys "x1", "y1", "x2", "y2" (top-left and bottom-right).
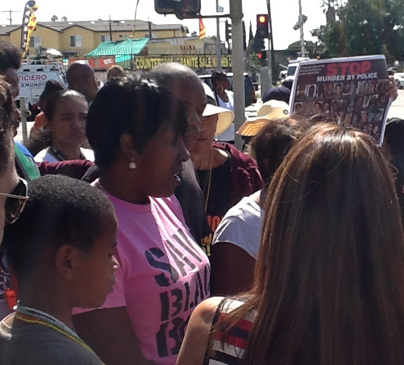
[{"x1": 0, "y1": 38, "x2": 404, "y2": 365}]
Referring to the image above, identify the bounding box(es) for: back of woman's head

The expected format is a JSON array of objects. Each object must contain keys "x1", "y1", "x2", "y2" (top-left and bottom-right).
[
  {"x1": 384, "y1": 118, "x2": 404, "y2": 156},
  {"x1": 86, "y1": 74, "x2": 187, "y2": 170},
  {"x1": 246, "y1": 123, "x2": 404, "y2": 364},
  {"x1": 250, "y1": 117, "x2": 311, "y2": 182}
]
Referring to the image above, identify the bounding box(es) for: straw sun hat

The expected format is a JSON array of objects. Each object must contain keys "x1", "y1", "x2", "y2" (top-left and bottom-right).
[
  {"x1": 237, "y1": 100, "x2": 290, "y2": 137},
  {"x1": 202, "y1": 83, "x2": 234, "y2": 135}
]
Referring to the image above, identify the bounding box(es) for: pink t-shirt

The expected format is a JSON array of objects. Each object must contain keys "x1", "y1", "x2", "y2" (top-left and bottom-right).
[{"x1": 76, "y1": 191, "x2": 210, "y2": 364}]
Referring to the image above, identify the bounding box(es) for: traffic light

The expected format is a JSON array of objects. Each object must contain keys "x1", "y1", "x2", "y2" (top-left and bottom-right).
[
  {"x1": 257, "y1": 50, "x2": 267, "y2": 66},
  {"x1": 225, "y1": 20, "x2": 232, "y2": 42},
  {"x1": 257, "y1": 50, "x2": 267, "y2": 60},
  {"x1": 256, "y1": 14, "x2": 269, "y2": 38},
  {"x1": 293, "y1": 15, "x2": 308, "y2": 30},
  {"x1": 154, "y1": 0, "x2": 201, "y2": 18}
]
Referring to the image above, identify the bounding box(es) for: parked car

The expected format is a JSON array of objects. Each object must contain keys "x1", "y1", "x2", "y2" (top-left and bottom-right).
[
  {"x1": 16, "y1": 59, "x2": 67, "y2": 120},
  {"x1": 199, "y1": 72, "x2": 257, "y2": 107},
  {"x1": 394, "y1": 72, "x2": 404, "y2": 89}
]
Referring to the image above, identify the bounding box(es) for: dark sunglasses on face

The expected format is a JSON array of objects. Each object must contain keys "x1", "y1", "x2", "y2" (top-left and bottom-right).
[{"x1": 0, "y1": 178, "x2": 29, "y2": 225}]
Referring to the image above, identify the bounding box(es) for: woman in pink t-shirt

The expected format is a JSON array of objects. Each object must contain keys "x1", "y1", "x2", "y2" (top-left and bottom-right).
[{"x1": 72, "y1": 75, "x2": 210, "y2": 365}]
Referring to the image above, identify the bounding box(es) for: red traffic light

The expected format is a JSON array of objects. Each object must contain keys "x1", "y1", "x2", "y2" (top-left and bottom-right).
[{"x1": 257, "y1": 50, "x2": 267, "y2": 60}]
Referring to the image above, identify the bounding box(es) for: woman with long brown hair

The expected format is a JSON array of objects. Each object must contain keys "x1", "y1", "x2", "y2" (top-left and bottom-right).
[{"x1": 177, "y1": 123, "x2": 404, "y2": 365}]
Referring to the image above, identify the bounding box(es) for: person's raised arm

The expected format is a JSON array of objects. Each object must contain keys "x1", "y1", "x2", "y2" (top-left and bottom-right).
[
  {"x1": 387, "y1": 76, "x2": 398, "y2": 101},
  {"x1": 73, "y1": 307, "x2": 154, "y2": 365}
]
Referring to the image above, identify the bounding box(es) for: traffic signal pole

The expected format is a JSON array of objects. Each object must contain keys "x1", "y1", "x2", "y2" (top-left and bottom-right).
[
  {"x1": 216, "y1": 18, "x2": 222, "y2": 70},
  {"x1": 229, "y1": 0, "x2": 245, "y2": 150},
  {"x1": 216, "y1": 0, "x2": 222, "y2": 70},
  {"x1": 266, "y1": 0, "x2": 274, "y2": 86}
]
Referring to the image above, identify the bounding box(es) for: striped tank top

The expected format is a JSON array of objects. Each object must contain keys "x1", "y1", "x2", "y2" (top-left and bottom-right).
[{"x1": 204, "y1": 299, "x2": 255, "y2": 365}]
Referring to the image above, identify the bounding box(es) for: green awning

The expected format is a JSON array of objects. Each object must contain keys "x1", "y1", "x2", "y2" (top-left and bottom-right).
[{"x1": 85, "y1": 38, "x2": 149, "y2": 57}]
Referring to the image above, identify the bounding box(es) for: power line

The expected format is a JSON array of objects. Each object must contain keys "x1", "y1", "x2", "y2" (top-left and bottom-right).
[{"x1": 1, "y1": 10, "x2": 20, "y2": 25}]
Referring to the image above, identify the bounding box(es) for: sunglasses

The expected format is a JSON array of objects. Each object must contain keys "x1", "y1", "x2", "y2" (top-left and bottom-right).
[{"x1": 0, "y1": 178, "x2": 29, "y2": 225}]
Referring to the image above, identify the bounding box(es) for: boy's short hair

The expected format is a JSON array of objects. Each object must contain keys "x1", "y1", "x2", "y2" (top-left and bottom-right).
[{"x1": 3, "y1": 175, "x2": 116, "y2": 281}]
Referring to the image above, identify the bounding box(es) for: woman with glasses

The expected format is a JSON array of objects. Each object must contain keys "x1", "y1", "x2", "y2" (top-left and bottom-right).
[
  {"x1": 0, "y1": 80, "x2": 29, "y2": 319},
  {"x1": 189, "y1": 84, "x2": 263, "y2": 255},
  {"x1": 72, "y1": 75, "x2": 210, "y2": 365}
]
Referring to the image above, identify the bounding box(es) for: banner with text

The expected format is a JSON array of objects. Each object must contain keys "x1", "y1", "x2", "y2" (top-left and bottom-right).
[
  {"x1": 134, "y1": 54, "x2": 232, "y2": 71},
  {"x1": 289, "y1": 55, "x2": 391, "y2": 146}
]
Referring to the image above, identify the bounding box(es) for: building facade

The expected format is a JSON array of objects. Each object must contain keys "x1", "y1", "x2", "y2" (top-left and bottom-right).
[
  {"x1": 0, "y1": 19, "x2": 230, "y2": 72},
  {"x1": 0, "y1": 19, "x2": 193, "y2": 57}
]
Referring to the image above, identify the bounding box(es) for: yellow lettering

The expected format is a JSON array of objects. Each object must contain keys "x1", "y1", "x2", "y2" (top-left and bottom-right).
[{"x1": 134, "y1": 55, "x2": 231, "y2": 70}]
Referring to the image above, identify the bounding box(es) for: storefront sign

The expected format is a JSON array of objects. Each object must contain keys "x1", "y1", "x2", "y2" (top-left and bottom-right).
[{"x1": 134, "y1": 54, "x2": 232, "y2": 70}]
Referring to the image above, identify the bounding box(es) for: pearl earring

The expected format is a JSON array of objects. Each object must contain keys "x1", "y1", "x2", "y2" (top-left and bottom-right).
[{"x1": 129, "y1": 158, "x2": 136, "y2": 169}]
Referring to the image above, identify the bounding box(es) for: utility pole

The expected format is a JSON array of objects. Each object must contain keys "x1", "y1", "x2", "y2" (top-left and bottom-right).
[
  {"x1": 298, "y1": 0, "x2": 306, "y2": 57},
  {"x1": 216, "y1": 0, "x2": 222, "y2": 70},
  {"x1": 266, "y1": 0, "x2": 274, "y2": 86},
  {"x1": 229, "y1": 0, "x2": 245, "y2": 150},
  {"x1": 109, "y1": 15, "x2": 113, "y2": 41},
  {"x1": 148, "y1": 20, "x2": 152, "y2": 39},
  {"x1": 1, "y1": 10, "x2": 20, "y2": 25}
]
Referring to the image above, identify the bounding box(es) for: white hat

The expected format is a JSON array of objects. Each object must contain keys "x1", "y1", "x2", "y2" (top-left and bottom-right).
[
  {"x1": 238, "y1": 100, "x2": 289, "y2": 137},
  {"x1": 202, "y1": 83, "x2": 234, "y2": 135}
]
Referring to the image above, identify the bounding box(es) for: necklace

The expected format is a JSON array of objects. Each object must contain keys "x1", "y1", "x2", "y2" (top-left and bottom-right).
[
  {"x1": 49, "y1": 145, "x2": 85, "y2": 161},
  {"x1": 15, "y1": 302, "x2": 103, "y2": 362},
  {"x1": 203, "y1": 149, "x2": 213, "y2": 213}
]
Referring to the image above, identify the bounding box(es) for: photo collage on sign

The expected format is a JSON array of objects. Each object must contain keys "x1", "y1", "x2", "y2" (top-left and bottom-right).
[{"x1": 290, "y1": 56, "x2": 391, "y2": 145}]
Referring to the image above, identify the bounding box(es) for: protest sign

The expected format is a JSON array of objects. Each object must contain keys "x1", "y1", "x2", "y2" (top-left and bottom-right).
[{"x1": 289, "y1": 55, "x2": 391, "y2": 146}]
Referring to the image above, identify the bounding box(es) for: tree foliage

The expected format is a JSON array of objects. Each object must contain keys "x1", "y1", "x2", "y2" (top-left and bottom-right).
[
  {"x1": 315, "y1": 0, "x2": 404, "y2": 62},
  {"x1": 253, "y1": 33, "x2": 265, "y2": 53}
]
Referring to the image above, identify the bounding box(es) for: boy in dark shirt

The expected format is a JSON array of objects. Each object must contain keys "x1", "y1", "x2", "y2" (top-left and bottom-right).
[{"x1": 0, "y1": 175, "x2": 118, "y2": 365}]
